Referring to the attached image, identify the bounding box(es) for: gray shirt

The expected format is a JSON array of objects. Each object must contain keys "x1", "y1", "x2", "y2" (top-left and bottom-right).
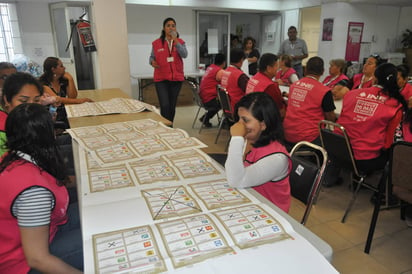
[{"x1": 278, "y1": 38, "x2": 308, "y2": 66}]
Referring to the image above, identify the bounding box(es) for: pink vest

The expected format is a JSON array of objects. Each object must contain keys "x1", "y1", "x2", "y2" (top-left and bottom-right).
[
  {"x1": 283, "y1": 77, "x2": 330, "y2": 143},
  {"x1": 246, "y1": 72, "x2": 273, "y2": 94},
  {"x1": 401, "y1": 83, "x2": 412, "y2": 102},
  {"x1": 0, "y1": 160, "x2": 69, "y2": 274},
  {"x1": 152, "y1": 38, "x2": 185, "y2": 82},
  {"x1": 244, "y1": 141, "x2": 291, "y2": 212},
  {"x1": 403, "y1": 122, "x2": 412, "y2": 142},
  {"x1": 221, "y1": 66, "x2": 246, "y2": 111},
  {"x1": 275, "y1": 68, "x2": 297, "y2": 85},
  {"x1": 353, "y1": 73, "x2": 373, "y2": 89},
  {"x1": 337, "y1": 86, "x2": 402, "y2": 160},
  {"x1": 322, "y1": 73, "x2": 349, "y2": 88},
  {"x1": 199, "y1": 64, "x2": 221, "y2": 103}
]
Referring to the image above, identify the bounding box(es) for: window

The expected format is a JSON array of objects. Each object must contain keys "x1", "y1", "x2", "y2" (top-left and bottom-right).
[{"x1": 0, "y1": 3, "x2": 22, "y2": 62}]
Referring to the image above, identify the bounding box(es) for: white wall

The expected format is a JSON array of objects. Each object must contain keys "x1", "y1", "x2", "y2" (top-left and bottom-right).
[
  {"x1": 127, "y1": 5, "x2": 196, "y2": 77},
  {"x1": 17, "y1": 1, "x2": 55, "y2": 66},
  {"x1": 318, "y1": 2, "x2": 402, "y2": 77}
]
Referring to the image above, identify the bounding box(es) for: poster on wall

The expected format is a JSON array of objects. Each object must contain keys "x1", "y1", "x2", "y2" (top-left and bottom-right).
[
  {"x1": 345, "y1": 22, "x2": 364, "y2": 61},
  {"x1": 322, "y1": 18, "x2": 334, "y2": 41}
]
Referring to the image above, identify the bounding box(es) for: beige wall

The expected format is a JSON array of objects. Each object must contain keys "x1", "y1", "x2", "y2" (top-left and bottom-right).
[{"x1": 91, "y1": 0, "x2": 131, "y2": 95}]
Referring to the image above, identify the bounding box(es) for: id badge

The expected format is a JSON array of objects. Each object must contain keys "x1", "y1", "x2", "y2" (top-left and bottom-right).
[{"x1": 167, "y1": 57, "x2": 174, "y2": 62}]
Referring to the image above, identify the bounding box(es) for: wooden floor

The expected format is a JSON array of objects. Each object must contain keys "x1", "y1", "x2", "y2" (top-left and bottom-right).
[{"x1": 173, "y1": 103, "x2": 412, "y2": 274}]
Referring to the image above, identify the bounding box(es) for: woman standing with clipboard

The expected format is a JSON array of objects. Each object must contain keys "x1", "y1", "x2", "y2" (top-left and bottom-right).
[{"x1": 149, "y1": 17, "x2": 188, "y2": 124}]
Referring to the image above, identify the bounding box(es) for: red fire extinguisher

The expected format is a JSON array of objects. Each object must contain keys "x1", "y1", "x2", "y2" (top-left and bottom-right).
[{"x1": 76, "y1": 20, "x2": 96, "y2": 52}]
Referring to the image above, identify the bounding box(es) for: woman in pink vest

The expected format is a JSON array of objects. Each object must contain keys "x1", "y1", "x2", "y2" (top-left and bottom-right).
[
  {"x1": 275, "y1": 54, "x2": 299, "y2": 86},
  {"x1": 332, "y1": 54, "x2": 384, "y2": 100},
  {"x1": 395, "y1": 64, "x2": 412, "y2": 142},
  {"x1": 337, "y1": 63, "x2": 408, "y2": 173},
  {"x1": 0, "y1": 103, "x2": 82, "y2": 273},
  {"x1": 149, "y1": 17, "x2": 188, "y2": 124},
  {"x1": 322, "y1": 58, "x2": 349, "y2": 88},
  {"x1": 225, "y1": 92, "x2": 291, "y2": 212}
]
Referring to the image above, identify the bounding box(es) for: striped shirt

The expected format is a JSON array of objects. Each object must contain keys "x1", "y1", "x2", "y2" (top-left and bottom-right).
[{"x1": 12, "y1": 186, "x2": 55, "y2": 227}]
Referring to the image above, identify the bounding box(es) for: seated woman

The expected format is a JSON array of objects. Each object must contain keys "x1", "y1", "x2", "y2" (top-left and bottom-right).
[
  {"x1": 333, "y1": 54, "x2": 384, "y2": 100},
  {"x1": 322, "y1": 58, "x2": 349, "y2": 88},
  {"x1": 225, "y1": 92, "x2": 291, "y2": 212},
  {"x1": 337, "y1": 63, "x2": 408, "y2": 174},
  {"x1": 39, "y1": 57, "x2": 92, "y2": 129},
  {"x1": 396, "y1": 64, "x2": 412, "y2": 142},
  {"x1": 0, "y1": 72, "x2": 43, "y2": 156},
  {"x1": 0, "y1": 103, "x2": 82, "y2": 273},
  {"x1": 275, "y1": 54, "x2": 299, "y2": 86}
]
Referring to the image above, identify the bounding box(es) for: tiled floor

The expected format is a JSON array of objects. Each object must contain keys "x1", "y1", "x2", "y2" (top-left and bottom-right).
[{"x1": 173, "y1": 104, "x2": 412, "y2": 274}]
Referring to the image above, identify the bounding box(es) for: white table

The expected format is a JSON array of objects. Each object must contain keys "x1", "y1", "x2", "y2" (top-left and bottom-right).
[{"x1": 131, "y1": 71, "x2": 204, "y2": 101}]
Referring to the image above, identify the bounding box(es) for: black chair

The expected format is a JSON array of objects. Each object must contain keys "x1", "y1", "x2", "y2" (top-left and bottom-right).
[
  {"x1": 290, "y1": 141, "x2": 328, "y2": 225},
  {"x1": 188, "y1": 81, "x2": 207, "y2": 133},
  {"x1": 214, "y1": 85, "x2": 235, "y2": 148},
  {"x1": 319, "y1": 120, "x2": 383, "y2": 223},
  {"x1": 365, "y1": 141, "x2": 412, "y2": 254}
]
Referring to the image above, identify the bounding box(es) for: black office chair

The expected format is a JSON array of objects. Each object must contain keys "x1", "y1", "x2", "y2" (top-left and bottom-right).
[
  {"x1": 319, "y1": 120, "x2": 383, "y2": 223},
  {"x1": 214, "y1": 85, "x2": 235, "y2": 149},
  {"x1": 364, "y1": 141, "x2": 412, "y2": 253},
  {"x1": 290, "y1": 141, "x2": 328, "y2": 225}
]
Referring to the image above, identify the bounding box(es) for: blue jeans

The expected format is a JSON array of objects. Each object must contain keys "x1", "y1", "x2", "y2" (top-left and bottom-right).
[
  {"x1": 155, "y1": 81, "x2": 183, "y2": 123},
  {"x1": 293, "y1": 63, "x2": 304, "y2": 79}
]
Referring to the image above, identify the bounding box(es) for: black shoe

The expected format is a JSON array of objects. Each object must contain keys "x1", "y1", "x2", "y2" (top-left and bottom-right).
[
  {"x1": 323, "y1": 176, "x2": 343, "y2": 188},
  {"x1": 370, "y1": 192, "x2": 399, "y2": 206},
  {"x1": 199, "y1": 118, "x2": 212, "y2": 128}
]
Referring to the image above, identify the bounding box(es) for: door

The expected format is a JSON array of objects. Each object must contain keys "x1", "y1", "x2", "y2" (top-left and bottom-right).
[
  {"x1": 197, "y1": 12, "x2": 230, "y2": 69},
  {"x1": 49, "y1": 2, "x2": 77, "y2": 85}
]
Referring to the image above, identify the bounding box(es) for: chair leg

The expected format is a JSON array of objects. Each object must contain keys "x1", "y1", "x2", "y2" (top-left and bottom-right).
[
  {"x1": 341, "y1": 176, "x2": 365, "y2": 223},
  {"x1": 215, "y1": 117, "x2": 226, "y2": 144},
  {"x1": 192, "y1": 106, "x2": 201, "y2": 128},
  {"x1": 198, "y1": 112, "x2": 208, "y2": 134},
  {"x1": 364, "y1": 164, "x2": 387, "y2": 254}
]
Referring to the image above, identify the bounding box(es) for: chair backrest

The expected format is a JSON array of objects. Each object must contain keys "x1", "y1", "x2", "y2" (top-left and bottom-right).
[
  {"x1": 290, "y1": 141, "x2": 328, "y2": 225},
  {"x1": 318, "y1": 120, "x2": 361, "y2": 176},
  {"x1": 217, "y1": 85, "x2": 235, "y2": 121},
  {"x1": 390, "y1": 141, "x2": 412, "y2": 201},
  {"x1": 188, "y1": 80, "x2": 203, "y2": 108}
]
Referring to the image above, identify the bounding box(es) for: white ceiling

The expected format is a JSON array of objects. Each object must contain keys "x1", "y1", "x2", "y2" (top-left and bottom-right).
[
  {"x1": 321, "y1": 0, "x2": 412, "y2": 7},
  {"x1": 14, "y1": 0, "x2": 412, "y2": 7}
]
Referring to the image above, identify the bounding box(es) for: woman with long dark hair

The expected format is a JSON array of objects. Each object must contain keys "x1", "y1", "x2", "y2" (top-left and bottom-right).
[
  {"x1": 39, "y1": 57, "x2": 92, "y2": 129},
  {"x1": 337, "y1": 63, "x2": 408, "y2": 173},
  {"x1": 225, "y1": 92, "x2": 291, "y2": 212},
  {"x1": 149, "y1": 17, "x2": 188, "y2": 124},
  {"x1": 0, "y1": 103, "x2": 82, "y2": 273}
]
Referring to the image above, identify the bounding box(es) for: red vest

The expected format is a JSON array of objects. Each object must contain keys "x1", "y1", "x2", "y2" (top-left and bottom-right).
[
  {"x1": 275, "y1": 68, "x2": 296, "y2": 85},
  {"x1": 0, "y1": 108, "x2": 7, "y2": 156},
  {"x1": 401, "y1": 83, "x2": 412, "y2": 102},
  {"x1": 221, "y1": 66, "x2": 246, "y2": 111},
  {"x1": 337, "y1": 86, "x2": 402, "y2": 160},
  {"x1": 353, "y1": 73, "x2": 373, "y2": 89},
  {"x1": 322, "y1": 73, "x2": 349, "y2": 88},
  {"x1": 0, "y1": 160, "x2": 69, "y2": 274},
  {"x1": 152, "y1": 38, "x2": 185, "y2": 82},
  {"x1": 283, "y1": 77, "x2": 330, "y2": 143},
  {"x1": 246, "y1": 72, "x2": 273, "y2": 94},
  {"x1": 244, "y1": 141, "x2": 291, "y2": 213},
  {"x1": 199, "y1": 64, "x2": 221, "y2": 103},
  {"x1": 246, "y1": 72, "x2": 285, "y2": 111}
]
